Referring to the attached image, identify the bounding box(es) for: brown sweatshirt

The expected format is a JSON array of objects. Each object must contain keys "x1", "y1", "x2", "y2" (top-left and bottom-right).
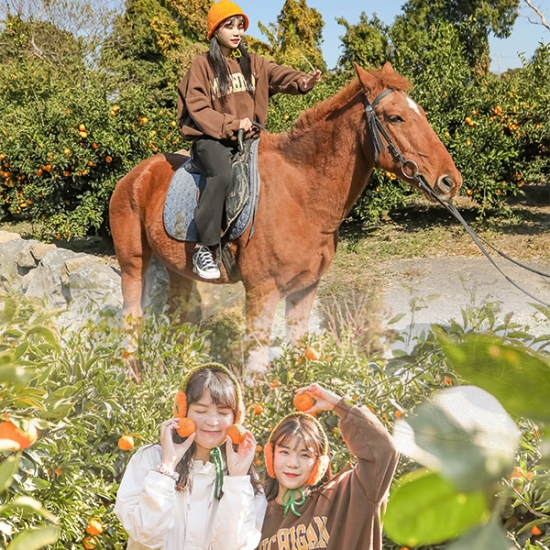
[
  {"x1": 258, "y1": 401, "x2": 399, "y2": 550},
  {"x1": 177, "y1": 53, "x2": 312, "y2": 141}
]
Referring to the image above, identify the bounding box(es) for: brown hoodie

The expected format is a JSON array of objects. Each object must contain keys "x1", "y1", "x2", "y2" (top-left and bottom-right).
[
  {"x1": 258, "y1": 400, "x2": 399, "y2": 550},
  {"x1": 177, "y1": 53, "x2": 312, "y2": 141}
]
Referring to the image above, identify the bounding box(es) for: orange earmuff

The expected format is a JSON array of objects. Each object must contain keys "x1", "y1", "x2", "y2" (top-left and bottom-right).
[
  {"x1": 264, "y1": 442, "x2": 275, "y2": 478},
  {"x1": 174, "y1": 390, "x2": 187, "y2": 418},
  {"x1": 306, "y1": 455, "x2": 330, "y2": 486}
]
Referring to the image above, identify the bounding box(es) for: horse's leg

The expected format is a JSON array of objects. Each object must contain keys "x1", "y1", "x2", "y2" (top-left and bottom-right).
[
  {"x1": 285, "y1": 282, "x2": 320, "y2": 344},
  {"x1": 244, "y1": 284, "x2": 281, "y2": 376},
  {"x1": 111, "y1": 216, "x2": 152, "y2": 379},
  {"x1": 166, "y1": 270, "x2": 202, "y2": 325}
]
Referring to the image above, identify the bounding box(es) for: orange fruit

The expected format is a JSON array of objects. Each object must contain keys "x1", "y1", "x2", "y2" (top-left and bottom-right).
[
  {"x1": 269, "y1": 378, "x2": 281, "y2": 389},
  {"x1": 304, "y1": 347, "x2": 320, "y2": 361},
  {"x1": 0, "y1": 420, "x2": 37, "y2": 450},
  {"x1": 117, "y1": 435, "x2": 134, "y2": 451},
  {"x1": 531, "y1": 526, "x2": 542, "y2": 536},
  {"x1": 83, "y1": 536, "x2": 97, "y2": 550},
  {"x1": 293, "y1": 392, "x2": 315, "y2": 412},
  {"x1": 394, "y1": 410, "x2": 403, "y2": 419},
  {"x1": 176, "y1": 417, "x2": 196, "y2": 438},
  {"x1": 253, "y1": 403, "x2": 264, "y2": 415},
  {"x1": 79, "y1": 131, "x2": 88, "y2": 139},
  {"x1": 227, "y1": 424, "x2": 247, "y2": 444},
  {"x1": 78, "y1": 124, "x2": 86, "y2": 132},
  {"x1": 86, "y1": 518, "x2": 103, "y2": 536}
]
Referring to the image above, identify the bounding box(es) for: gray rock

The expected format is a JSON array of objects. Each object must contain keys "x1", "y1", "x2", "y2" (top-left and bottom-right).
[
  {"x1": 25, "y1": 248, "x2": 86, "y2": 308},
  {"x1": 0, "y1": 231, "x2": 22, "y2": 243}
]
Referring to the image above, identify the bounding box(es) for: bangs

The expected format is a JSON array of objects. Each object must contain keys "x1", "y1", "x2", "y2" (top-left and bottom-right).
[
  {"x1": 275, "y1": 417, "x2": 323, "y2": 455},
  {"x1": 222, "y1": 15, "x2": 244, "y2": 27},
  {"x1": 186, "y1": 369, "x2": 238, "y2": 412}
]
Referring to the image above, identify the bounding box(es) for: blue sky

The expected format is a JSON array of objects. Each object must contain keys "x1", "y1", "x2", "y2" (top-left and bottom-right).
[{"x1": 235, "y1": 0, "x2": 549, "y2": 73}]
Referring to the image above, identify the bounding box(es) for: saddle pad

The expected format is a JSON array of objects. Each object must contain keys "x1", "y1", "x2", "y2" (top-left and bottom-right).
[{"x1": 163, "y1": 139, "x2": 260, "y2": 242}]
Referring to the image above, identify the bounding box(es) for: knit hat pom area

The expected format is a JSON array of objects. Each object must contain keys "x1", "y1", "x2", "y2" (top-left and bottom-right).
[{"x1": 207, "y1": 0, "x2": 249, "y2": 40}]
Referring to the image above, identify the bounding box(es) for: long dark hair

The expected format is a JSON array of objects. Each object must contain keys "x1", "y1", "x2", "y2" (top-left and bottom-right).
[
  {"x1": 207, "y1": 15, "x2": 254, "y2": 99},
  {"x1": 264, "y1": 415, "x2": 332, "y2": 501},
  {"x1": 172, "y1": 367, "x2": 261, "y2": 494}
]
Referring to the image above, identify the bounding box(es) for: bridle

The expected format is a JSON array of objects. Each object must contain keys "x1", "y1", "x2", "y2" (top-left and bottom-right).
[
  {"x1": 363, "y1": 89, "x2": 550, "y2": 307},
  {"x1": 364, "y1": 88, "x2": 419, "y2": 179}
]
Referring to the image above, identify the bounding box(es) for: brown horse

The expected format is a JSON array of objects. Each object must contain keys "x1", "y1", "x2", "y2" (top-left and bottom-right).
[{"x1": 109, "y1": 62, "x2": 462, "y2": 373}]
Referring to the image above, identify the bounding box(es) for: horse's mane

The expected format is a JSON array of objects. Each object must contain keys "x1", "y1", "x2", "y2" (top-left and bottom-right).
[{"x1": 287, "y1": 69, "x2": 412, "y2": 138}]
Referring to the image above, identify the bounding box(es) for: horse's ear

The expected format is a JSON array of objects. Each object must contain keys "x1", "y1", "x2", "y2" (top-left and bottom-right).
[
  {"x1": 381, "y1": 61, "x2": 395, "y2": 75},
  {"x1": 354, "y1": 62, "x2": 376, "y2": 92}
]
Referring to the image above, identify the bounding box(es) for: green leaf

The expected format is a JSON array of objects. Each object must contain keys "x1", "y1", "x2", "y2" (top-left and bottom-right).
[
  {"x1": 438, "y1": 332, "x2": 550, "y2": 421},
  {"x1": 6, "y1": 525, "x2": 60, "y2": 550},
  {"x1": 24, "y1": 326, "x2": 60, "y2": 351},
  {"x1": 0, "y1": 455, "x2": 19, "y2": 491},
  {"x1": 0, "y1": 496, "x2": 58, "y2": 521},
  {"x1": 0, "y1": 296, "x2": 16, "y2": 324},
  {"x1": 0, "y1": 364, "x2": 33, "y2": 385},
  {"x1": 384, "y1": 469, "x2": 489, "y2": 547},
  {"x1": 446, "y1": 518, "x2": 514, "y2": 550},
  {"x1": 393, "y1": 386, "x2": 519, "y2": 492}
]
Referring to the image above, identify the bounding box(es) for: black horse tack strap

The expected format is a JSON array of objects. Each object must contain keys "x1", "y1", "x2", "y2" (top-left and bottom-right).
[
  {"x1": 364, "y1": 87, "x2": 550, "y2": 307},
  {"x1": 364, "y1": 89, "x2": 397, "y2": 165}
]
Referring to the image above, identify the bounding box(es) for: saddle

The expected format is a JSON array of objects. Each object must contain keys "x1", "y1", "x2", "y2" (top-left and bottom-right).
[{"x1": 163, "y1": 138, "x2": 261, "y2": 245}]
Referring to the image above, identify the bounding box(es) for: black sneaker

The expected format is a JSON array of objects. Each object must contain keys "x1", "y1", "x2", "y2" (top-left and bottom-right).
[{"x1": 193, "y1": 245, "x2": 221, "y2": 279}]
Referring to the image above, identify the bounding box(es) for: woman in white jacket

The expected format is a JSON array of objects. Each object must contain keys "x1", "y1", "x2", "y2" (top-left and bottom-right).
[{"x1": 115, "y1": 363, "x2": 267, "y2": 550}]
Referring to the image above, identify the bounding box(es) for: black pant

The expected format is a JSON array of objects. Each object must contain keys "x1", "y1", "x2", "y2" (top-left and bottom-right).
[{"x1": 192, "y1": 137, "x2": 236, "y2": 247}]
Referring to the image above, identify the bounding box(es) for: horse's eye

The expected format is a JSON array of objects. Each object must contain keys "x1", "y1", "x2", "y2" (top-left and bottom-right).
[{"x1": 388, "y1": 115, "x2": 404, "y2": 123}]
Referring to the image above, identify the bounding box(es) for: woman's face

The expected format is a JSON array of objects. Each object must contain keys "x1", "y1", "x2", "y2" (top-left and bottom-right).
[
  {"x1": 273, "y1": 435, "x2": 317, "y2": 495},
  {"x1": 187, "y1": 389, "x2": 235, "y2": 457},
  {"x1": 216, "y1": 16, "x2": 245, "y2": 54}
]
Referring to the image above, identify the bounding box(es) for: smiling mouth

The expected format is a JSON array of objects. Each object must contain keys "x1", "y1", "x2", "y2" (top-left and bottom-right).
[{"x1": 284, "y1": 473, "x2": 300, "y2": 478}]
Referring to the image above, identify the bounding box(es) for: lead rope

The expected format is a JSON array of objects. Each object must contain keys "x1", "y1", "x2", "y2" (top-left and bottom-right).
[{"x1": 414, "y1": 173, "x2": 550, "y2": 307}]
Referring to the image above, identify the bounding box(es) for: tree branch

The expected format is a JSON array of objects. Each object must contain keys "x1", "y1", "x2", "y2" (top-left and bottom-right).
[{"x1": 523, "y1": 0, "x2": 550, "y2": 31}]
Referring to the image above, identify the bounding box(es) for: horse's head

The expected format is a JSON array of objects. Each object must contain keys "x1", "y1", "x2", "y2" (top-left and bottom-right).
[{"x1": 355, "y1": 62, "x2": 462, "y2": 202}]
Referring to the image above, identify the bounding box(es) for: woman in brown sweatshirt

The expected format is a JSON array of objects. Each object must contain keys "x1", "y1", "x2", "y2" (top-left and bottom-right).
[
  {"x1": 177, "y1": 0, "x2": 321, "y2": 280},
  {"x1": 259, "y1": 383, "x2": 399, "y2": 550}
]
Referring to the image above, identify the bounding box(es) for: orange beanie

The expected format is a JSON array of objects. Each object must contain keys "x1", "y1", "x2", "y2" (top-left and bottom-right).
[{"x1": 207, "y1": 0, "x2": 249, "y2": 40}]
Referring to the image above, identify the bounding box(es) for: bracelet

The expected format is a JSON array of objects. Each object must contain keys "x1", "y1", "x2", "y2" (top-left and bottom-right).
[{"x1": 152, "y1": 462, "x2": 179, "y2": 481}]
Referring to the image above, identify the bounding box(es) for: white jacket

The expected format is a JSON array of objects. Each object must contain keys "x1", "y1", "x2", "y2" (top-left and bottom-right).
[{"x1": 114, "y1": 444, "x2": 267, "y2": 550}]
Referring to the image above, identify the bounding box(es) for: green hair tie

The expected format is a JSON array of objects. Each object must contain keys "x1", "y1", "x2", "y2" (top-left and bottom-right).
[
  {"x1": 281, "y1": 487, "x2": 306, "y2": 517},
  {"x1": 210, "y1": 446, "x2": 224, "y2": 500}
]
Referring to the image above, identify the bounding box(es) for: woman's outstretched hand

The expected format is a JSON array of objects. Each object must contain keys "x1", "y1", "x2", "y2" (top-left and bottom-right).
[
  {"x1": 159, "y1": 418, "x2": 196, "y2": 469},
  {"x1": 295, "y1": 382, "x2": 340, "y2": 414},
  {"x1": 226, "y1": 430, "x2": 256, "y2": 477},
  {"x1": 301, "y1": 70, "x2": 322, "y2": 91}
]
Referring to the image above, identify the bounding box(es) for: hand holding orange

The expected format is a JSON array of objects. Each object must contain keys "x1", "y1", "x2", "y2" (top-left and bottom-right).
[
  {"x1": 293, "y1": 392, "x2": 315, "y2": 412},
  {"x1": 227, "y1": 424, "x2": 247, "y2": 445},
  {"x1": 177, "y1": 417, "x2": 196, "y2": 438}
]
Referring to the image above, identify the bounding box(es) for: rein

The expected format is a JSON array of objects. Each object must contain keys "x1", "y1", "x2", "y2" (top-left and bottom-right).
[{"x1": 364, "y1": 90, "x2": 550, "y2": 308}]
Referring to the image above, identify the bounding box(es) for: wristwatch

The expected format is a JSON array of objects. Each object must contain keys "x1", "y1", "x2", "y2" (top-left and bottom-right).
[{"x1": 152, "y1": 462, "x2": 180, "y2": 481}]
